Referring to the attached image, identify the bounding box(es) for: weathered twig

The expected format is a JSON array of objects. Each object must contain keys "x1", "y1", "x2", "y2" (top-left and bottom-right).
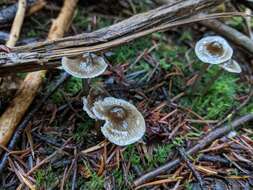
[
  {"x1": 198, "y1": 155, "x2": 230, "y2": 165},
  {"x1": 6, "y1": 0, "x2": 27, "y2": 47},
  {"x1": 0, "y1": 0, "x2": 27, "y2": 149},
  {"x1": 0, "y1": 0, "x2": 228, "y2": 75},
  {"x1": 13, "y1": 0, "x2": 225, "y2": 52},
  {"x1": 134, "y1": 114, "x2": 253, "y2": 186},
  {"x1": 0, "y1": 0, "x2": 77, "y2": 150},
  {"x1": 200, "y1": 19, "x2": 253, "y2": 54},
  {"x1": 178, "y1": 148, "x2": 204, "y2": 190},
  {"x1": 0, "y1": 13, "x2": 248, "y2": 76},
  {"x1": 0, "y1": 72, "x2": 70, "y2": 173}
]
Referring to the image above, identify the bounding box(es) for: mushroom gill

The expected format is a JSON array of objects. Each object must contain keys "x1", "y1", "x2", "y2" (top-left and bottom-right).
[
  {"x1": 90, "y1": 97, "x2": 146, "y2": 146},
  {"x1": 61, "y1": 53, "x2": 108, "y2": 78}
]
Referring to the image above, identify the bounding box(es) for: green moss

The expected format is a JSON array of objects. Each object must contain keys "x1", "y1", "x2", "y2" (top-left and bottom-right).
[
  {"x1": 227, "y1": 17, "x2": 244, "y2": 31},
  {"x1": 153, "y1": 144, "x2": 174, "y2": 164},
  {"x1": 64, "y1": 77, "x2": 83, "y2": 95},
  {"x1": 73, "y1": 8, "x2": 90, "y2": 29},
  {"x1": 147, "y1": 143, "x2": 175, "y2": 169},
  {"x1": 240, "y1": 104, "x2": 253, "y2": 115},
  {"x1": 73, "y1": 120, "x2": 94, "y2": 143},
  {"x1": 185, "y1": 182, "x2": 193, "y2": 190},
  {"x1": 73, "y1": 7, "x2": 114, "y2": 30},
  {"x1": 155, "y1": 43, "x2": 189, "y2": 72},
  {"x1": 27, "y1": 29, "x2": 39, "y2": 38},
  {"x1": 35, "y1": 166, "x2": 59, "y2": 189},
  {"x1": 51, "y1": 90, "x2": 65, "y2": 105},
  {"x1": 123, "y1": 145, "x2": 141, "y2": 166},
  {"x1": 179, "y1": 30, "x2": 193, "y2": 41},
  {"x1": 111, "y1": 169, "x2": 134, "y2": 189},
  {"x1": 110, "y1": 36, "x2": 152, "y2": 64},
  {"x1": 180, "y1": 65, "x2": 243, "y2": 120},
  {"x1": 84, "y1": 173, "x2": 104, "y2": 190},
  {"x1": 195, "y1": 74, "x2": 238, "y2": 119},
  {"x1": 51, "y1": 77, "x2": 82, "y2": 105}
]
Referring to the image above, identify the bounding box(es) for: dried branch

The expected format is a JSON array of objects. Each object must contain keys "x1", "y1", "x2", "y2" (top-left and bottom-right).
[
  {"x1": 0, "y1": 0, "x2": 27, "y2": 148},
  {"x1": 6, "y1": 0, "x2": 27, "y2": 47},
  {"x1": 0, "y1": 0, "x2": 226, "y2": 75},
  {"x1": 133, "y1": 114, "x2": 253, "y2": 186},
  {"x1": 178, "y1": 148, "x2": 204, "y2": 190},
  {"x1": 0, "y1": 0, "x2": 78, "y2": 148}
]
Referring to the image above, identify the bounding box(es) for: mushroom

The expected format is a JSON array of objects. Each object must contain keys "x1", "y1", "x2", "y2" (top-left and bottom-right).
[
  {"x1": 82, "y1": 87, "x2": 107, "y2": 119},
  {"x1": 195, "y1": 36, "x2": 241, "y2": 73},
  {"x1": 83, "y1": 96, "x2": 146, "y2": 146},
  {"x1": 61, "y1": 53, "x2": 108, "y2": 78}
]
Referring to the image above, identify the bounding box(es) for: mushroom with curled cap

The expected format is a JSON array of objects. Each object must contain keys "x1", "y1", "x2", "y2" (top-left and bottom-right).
[
  {"x1": 83, "y1": 96, "x2": 146, "y2": 146},
  {"x1": 61, "y1": 53, "x2": 108, "y2": 78},
  {"x1": 195, "y1": 36, "x2": 241, "y2": 73},
  {"x1": 82, "y1": 87, "x2": 108, "y2": 119}
]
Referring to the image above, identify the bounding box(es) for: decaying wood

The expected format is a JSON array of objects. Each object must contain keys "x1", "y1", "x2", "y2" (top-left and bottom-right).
[
  {"x1": 200, "y1": 19, "x2": 253, "y2": 54},
  {"x1": 0, "y1": 0, "x2": 78, "y2": 148},
  {"x1": 133, "y1": 114, "x2": 253, "y2": 186},
  {"x1": 0, "y1": 0, "x2": 226, "y2": 75},
  {"x1": 0, "y1": 0, "x2": 27, "y2": 148}
]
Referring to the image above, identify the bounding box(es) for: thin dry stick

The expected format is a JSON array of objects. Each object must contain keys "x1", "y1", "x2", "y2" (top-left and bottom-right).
[
  {"x1": 26, "y1": 138, "x2": 72, "y2": 176},
  {"x1": 0, "y1": 0, "x2": 27, "y2": 147},
  {"x1": 0, "y1": 13, "x2": 249, "y2": 75},
  {"x1": 13, "y1": 0, "x2": 224, "y2": 52},
  {"x1": 27, "y1": 0, "x2": 46, "y2": 15},
  {"x1": 6, "y1": 0, "x2": 27, "y2": 47},
  {"x1": 0, "y1": 0, "x2": 78, "y2": 148},
  {"x1": 0, "y1": 0, "x2": 227, "y2": 72},
  {"x1": 133, "y1": 114, "x2": 253, "y2": 186},
  {"x1": 178, "y1": 148, "x2": 204, "y2": 190}
]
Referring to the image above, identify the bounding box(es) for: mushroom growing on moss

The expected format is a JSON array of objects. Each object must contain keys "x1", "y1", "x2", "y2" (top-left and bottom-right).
[
  {"x1": 61, "y1": 53, "x2": 108, "y2": 78},
  {"x1": 83, "y1": 96, "x2": 146, "y2": 146},
  {"x1": 195, "y1": 36, "x2": 241, "y2": 73}
]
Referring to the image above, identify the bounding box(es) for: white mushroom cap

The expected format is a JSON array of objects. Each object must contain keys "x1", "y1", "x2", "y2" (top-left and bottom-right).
[
  {"x1": 195, "y1": 36, "x2": 233, "y2": 65},
  {"x1": 91, "y1": 97, "x2": 146, "y2": 146},
  {"x1": 220, "y1": 60, "x2": 242, "y2": 73},
  {"x1": 61, "y1": 53, "x2": 108, "y2": 78}
]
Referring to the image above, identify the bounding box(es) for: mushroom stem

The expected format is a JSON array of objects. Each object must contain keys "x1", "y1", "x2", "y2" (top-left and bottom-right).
[
  {"x1": 201, "y1": 68, "x2": 223, "y2": 96},
  {"x1": 81, "y1": 79, "x2": 90, "y2": 96},
  {"x1": 191, "y1": 64, "x2": 209, "y2": 93}
]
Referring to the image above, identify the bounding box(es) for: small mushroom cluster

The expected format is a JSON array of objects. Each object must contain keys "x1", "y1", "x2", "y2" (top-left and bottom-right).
[
  {"x1": 59, "y1": 36, "x2": 240, "y2": 146},
  {"x1": 195, "y1": 36, "x2": 241, "y2": 73},
  {"x1": 60, "y1": 53, "x2": 146, "y2": 146},
  {"x1": 83, "y1": 89, "x2": 146, "y2": 146}
]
